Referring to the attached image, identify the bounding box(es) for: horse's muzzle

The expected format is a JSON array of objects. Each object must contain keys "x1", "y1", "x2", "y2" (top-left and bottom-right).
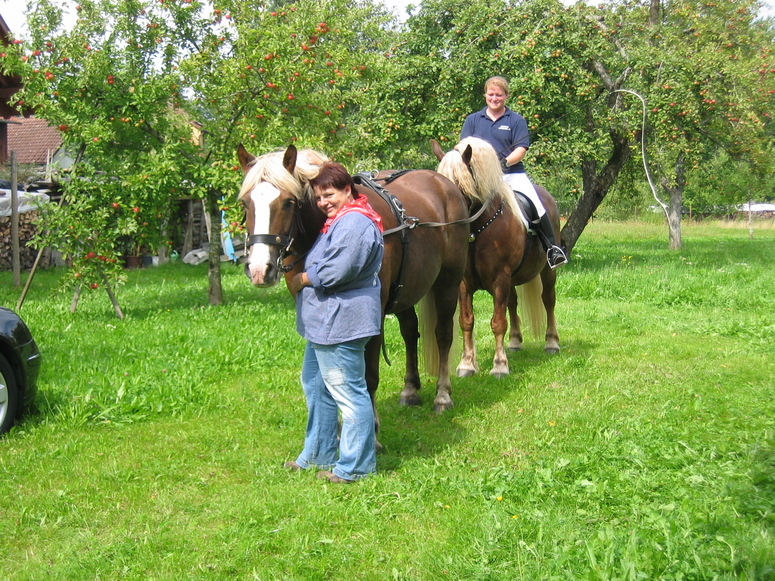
[{"x1": 246, "y1": 261, "x2": 280, "y2": 287}]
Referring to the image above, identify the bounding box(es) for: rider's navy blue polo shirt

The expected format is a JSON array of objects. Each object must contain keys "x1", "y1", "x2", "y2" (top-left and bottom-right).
[{"x1": 460, "y1": 106, "x2": 530, "y2": 174}]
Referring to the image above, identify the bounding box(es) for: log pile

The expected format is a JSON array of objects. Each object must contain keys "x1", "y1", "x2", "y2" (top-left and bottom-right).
[{"x1": 0, "y1": 211, "x2": 40, "y2": 271}]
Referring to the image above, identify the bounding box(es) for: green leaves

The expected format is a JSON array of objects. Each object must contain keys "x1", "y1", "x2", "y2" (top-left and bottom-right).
[{"x1": 7, "y1": 0, "x2": 774, "y2": 290}]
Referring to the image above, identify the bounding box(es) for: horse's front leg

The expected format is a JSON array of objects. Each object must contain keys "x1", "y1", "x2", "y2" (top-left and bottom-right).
[
  {"x1": 396, "y1": 308, "x2": 423, "y2": 407},
  {"x1": 456, "y1": 280, "x2": 478, "y2": 377},
  {"x1": 541, "y1": 267, "x2": 561, "y2": 354},
  {"x1": 364, "y1": 334, "x2": 384, "y2": 452},
  {"x1": 507, "y1": 286, "x2": 523, "y2": 351},
  {"x1": 490, "y1": 276, "x2": 511, "y2": 378}
]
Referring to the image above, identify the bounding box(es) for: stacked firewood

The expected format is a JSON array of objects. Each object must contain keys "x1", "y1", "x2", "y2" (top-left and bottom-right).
[{"x1": 0, "y1": 211, "x2": 40, "y2": 271}]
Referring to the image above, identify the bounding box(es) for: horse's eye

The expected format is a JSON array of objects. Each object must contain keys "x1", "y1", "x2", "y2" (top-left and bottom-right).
[{"x1": 283, "y1": 198, "x2": 297, "y2": 211}]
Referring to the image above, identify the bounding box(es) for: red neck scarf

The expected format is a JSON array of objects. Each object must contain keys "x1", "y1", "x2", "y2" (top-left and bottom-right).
[{"x1": 321, "y1": 195, "x2": 384, "y2": 234}]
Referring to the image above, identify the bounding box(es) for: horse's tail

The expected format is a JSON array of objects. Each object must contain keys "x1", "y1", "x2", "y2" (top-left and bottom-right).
[
  {"x1": 516, "y1": 275, "x2": 545, "y2": 341},
  {"x1": 418, "y1": 293, "x2": 460, "y2": 376}
]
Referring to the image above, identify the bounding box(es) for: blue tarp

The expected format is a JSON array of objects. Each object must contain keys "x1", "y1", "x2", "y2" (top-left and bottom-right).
[{"x1": 221, "y1": 209, "x2": 236, "y2": 261}]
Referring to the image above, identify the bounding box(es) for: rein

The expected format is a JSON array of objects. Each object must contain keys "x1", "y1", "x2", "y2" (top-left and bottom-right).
[
  {"x1": 357, "y1": 171, "x2": 491, "y2": 237},
  {"x1": 353, "y1": 170, "x2": 489, "y2": 313},
  {"x1": 382, "y1": 202, "x2": 490, "y2": 237},
  {"x1": 244, "y1": 169, "x2": 491, "y2": 282}
]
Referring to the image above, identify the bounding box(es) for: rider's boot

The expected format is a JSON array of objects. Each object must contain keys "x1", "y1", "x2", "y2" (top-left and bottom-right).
[{"x1": 537, "y1": 213, "x2": 568, "y2": 269}]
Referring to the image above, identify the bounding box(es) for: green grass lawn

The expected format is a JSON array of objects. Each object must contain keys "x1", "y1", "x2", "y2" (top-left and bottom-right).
[{"x1": 1, "y1": 220, "x2": 773, "y2": 580}]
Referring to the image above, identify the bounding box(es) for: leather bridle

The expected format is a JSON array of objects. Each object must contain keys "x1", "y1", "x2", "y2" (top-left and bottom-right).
[{"x1": 244, "y1": 196, "x2": 305, "y2": 275}]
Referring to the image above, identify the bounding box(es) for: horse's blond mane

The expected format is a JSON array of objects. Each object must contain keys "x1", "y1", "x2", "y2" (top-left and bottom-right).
[
  {"x1": 238, "y1": 148, "x2": 329, "y2": 201},
  {"x1": 437, "y1": 137, "x2": 523, "y2": 225}
]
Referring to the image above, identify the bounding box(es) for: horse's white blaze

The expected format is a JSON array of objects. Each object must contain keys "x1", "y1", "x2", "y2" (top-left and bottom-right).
[{"x1": 247, "y1": 182, "x2": 280, "y2": 284}]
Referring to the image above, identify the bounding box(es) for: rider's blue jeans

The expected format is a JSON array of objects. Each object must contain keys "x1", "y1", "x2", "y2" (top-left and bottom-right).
[{"x1": 295, "y1": 338, "x2": 376, "y2": 481}]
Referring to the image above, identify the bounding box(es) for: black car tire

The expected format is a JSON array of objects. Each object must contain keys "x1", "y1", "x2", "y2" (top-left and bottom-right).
[{"x1": 0, "y1": 354, "x2": 20, "y2": 435}]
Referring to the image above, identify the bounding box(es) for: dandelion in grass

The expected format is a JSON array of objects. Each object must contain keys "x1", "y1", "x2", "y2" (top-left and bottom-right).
[
  {"x1": 548, "y1": 421, "x2": 556, "y2": 427},
  {"x1": 497, "y1": 496, "x2": 503, "y2": 501}
]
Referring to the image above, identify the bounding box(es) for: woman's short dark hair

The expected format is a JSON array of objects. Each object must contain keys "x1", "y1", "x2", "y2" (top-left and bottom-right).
[{"x1": 309, "y1": 162, "x2": 359, "y2": 198}]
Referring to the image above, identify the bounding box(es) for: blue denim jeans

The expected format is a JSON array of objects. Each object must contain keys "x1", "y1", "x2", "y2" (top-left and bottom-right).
[{"x1": 295, "y1": 338, "x2": 376, "y2": 481}]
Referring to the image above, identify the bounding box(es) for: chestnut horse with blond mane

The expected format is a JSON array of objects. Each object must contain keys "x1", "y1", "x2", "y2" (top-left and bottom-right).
[
  {"x1": 433, "y1": 136, "x2": 561, "y2": 377},
  {"x1": 237, "y1": 144, "x2": 474, "y2": 441}
]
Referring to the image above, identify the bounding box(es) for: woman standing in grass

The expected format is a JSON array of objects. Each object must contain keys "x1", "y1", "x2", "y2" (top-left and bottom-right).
[{"x1": 285, "y1": 162, "x2": 384, "y2": 484}]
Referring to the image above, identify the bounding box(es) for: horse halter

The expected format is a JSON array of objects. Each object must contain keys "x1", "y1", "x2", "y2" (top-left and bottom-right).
[{"x1": 244, "y1": 197, "x2": 304, "y2": 275}]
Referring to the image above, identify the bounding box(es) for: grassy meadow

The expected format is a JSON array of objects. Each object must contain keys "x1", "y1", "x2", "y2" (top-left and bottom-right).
[{"x1": 1, "y1": 220, "x2": 774, "y2": 580}]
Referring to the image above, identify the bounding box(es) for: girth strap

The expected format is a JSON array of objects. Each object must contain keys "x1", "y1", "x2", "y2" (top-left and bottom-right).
[{"x1": 353, "y1": 171, "x2": 414, "y2": 314}]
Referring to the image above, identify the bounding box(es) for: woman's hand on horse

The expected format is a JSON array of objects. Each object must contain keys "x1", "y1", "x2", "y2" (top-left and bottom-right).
[{"x1": 288, "y1": 271, "x2": 310, "y2": 295}]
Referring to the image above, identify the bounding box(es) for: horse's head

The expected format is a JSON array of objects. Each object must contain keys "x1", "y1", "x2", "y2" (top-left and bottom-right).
[{"x1": 237, "y1": 144, "x2": 329, "y2": 287}]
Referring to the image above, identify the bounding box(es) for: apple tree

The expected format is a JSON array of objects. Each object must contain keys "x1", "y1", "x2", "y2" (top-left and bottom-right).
[
  {"x1": 389, "y1": 0, "x2": 774, "y2": 251},
  {"x1": 385, "y1": 0, "x2": 646, "y2": 251},
  {"x1": 5, "y1": 0, "x2": 210, "y2": 309},
  {"x1": 5, "y1": 0, "x2": 398, "y2": 309},
  {"x1": 610, "y1": 0, "x2": 775, "y2": 248}
]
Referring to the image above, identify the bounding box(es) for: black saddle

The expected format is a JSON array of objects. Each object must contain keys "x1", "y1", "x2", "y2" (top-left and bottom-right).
[{"x1": 513, "y1": 191, "x2": 540, "y2": 226}]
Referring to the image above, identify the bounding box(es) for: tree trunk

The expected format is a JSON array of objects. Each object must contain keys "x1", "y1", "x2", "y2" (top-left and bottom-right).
[
  {"x1": 649, "y1": 0, "x2": 661, "y2": 27},
  {"x1": 667, "y1": 192, "x2": 682, "y2": 250},
  {"x1": 660, "y1": 153, "x2": 686, "y2": 250},
  {"x1": 561, "y1": 129, "x2": 632, "y2": 253},
  {"x1": 99, "y1": 268, "x2": 125, "y2": 319},
  {"x1": 182, "y1": 199, "x2": 194, "y2": 256},
  {"x1": 206, "y1": 188, "x2": 224, "y2": 306},
  {"x1": 70, "y1": 284, "x2": 82, "y2": 314},
  {"x1": 747, "y1": 197, "x2": 754, "y2": 240}
]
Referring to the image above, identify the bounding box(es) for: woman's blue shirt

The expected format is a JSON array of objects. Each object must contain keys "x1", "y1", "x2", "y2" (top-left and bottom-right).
[{"x1": 296, "y1": 212, "x2": 383, "y2": 345}]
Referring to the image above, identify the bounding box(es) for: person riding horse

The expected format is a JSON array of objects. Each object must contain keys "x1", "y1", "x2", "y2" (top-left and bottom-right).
[{"x1": 460, "y1": 75, "x2": 568, "y2": 269}]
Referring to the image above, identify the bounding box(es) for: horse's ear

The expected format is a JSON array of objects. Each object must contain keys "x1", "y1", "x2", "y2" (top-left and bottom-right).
[
  {"x1": 461, "y1": 145, "x2": 473, "y2": 167},
  {"x1": 431, "y1": 139, "x2": 445, "y2": 161},
  {"x1": 283, "y1": 144, "x2": 298, "y2": 174},
  {"x1": 237, "y1": 143, "x2": 255, "y2": 173}
]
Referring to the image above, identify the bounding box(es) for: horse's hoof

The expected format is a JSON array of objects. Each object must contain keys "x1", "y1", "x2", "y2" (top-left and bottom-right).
[
  {"x1": 545, "y1": 346, "x2": 560, "y2": 355},
  {"x1": 433, "y1": 401, "x2": 453, "y2": 414},
  {"x1": 507, "y1": 344, "x2": 522, "y2": 352},
  {"x1": 457, "y1": 368, "x2": 476, "y2": 378},
  {"x1": 490, "y1": 369, "x2": 509, "y2": 379},
  {"x1": 399, "y1": 394, "x2": 422, "y2": 407}
]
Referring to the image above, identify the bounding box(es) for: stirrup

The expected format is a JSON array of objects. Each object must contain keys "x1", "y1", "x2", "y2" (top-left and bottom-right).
[{"x1": 547, "y1": 246, "x2": 568, "y2": 270}]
